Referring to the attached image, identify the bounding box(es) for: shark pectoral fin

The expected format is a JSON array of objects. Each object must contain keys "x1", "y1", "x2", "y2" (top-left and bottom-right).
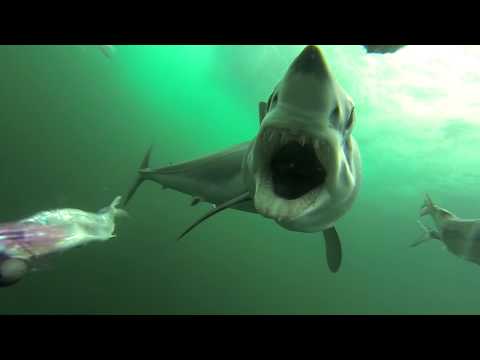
[
  {"x1": 411, "y1": 220, "x2": 438, "y2": 247},
  {"x1": 178, "y1": 192, "x2": 251, "y2": 241},
  {"x1": 323, "y1": 227, "x2": 342, "y2": 273},
  {"x1": 259, "y1": 101, "x2": 268, "y2": 124},
  {"x1": 122, "y1": 145, "x2": 154, "y2": 207},
  {"x1": 411, "y1": 220, "x2": 430, "y2": 247},
  {"x1": 410, "y1": 236, "x2": 431, "y2": 248}
]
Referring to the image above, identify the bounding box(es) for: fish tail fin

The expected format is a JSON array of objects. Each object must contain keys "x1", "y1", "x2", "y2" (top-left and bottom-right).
[
  {"x1": 122, "y1": 145, "x2": 154, "y2": 207},
  {"x1": 420, "y1": 193, "x2": 435, "y2": 217},
  {"x1": 110, "y1": 196, "x2": 129, "y2": 218}
]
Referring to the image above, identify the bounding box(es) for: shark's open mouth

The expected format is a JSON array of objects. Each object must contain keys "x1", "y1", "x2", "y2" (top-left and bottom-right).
[
  {"x1": 271, "y1": 141, "x2": 327, "y2": 200},
  {"x1": 253, "y1": 127, "x2": 332, "y2": 221}
]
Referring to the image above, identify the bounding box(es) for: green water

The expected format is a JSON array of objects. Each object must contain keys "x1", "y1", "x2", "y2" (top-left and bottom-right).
[{"x1": 1, "y1": 45, "x2": 479, "y2": 314}]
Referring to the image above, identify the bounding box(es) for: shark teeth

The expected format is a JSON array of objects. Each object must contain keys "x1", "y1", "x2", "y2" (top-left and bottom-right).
[
  {"x1": 299, "y1": 135, "x2": 306, "y2": 147},
  {"x1": 268, "y1": 131, "x2": 276, "y2": 142},
  {"x1": 258, "y1": 127, "x2": 330, "y2": 163},
  {"x1": 254, "y1": 176, "x2": 326, "y2": 222},
  {"x1": 260, "y1": 127, "x2": 315, "y2": 147},
  {"x1": 253, "y1": 126, "x2": 334, "y2": 221}
]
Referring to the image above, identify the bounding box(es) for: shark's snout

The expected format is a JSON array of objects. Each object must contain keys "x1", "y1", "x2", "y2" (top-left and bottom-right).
[{"x1": 289, "y1": 45, "x2": 329, "y2": 76}]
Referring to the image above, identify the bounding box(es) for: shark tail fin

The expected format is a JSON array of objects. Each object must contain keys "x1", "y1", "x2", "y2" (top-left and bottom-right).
[
  {"x1": 420, "y1": 193, "x2": 435, "y2": 217},
  {"x1": 110, "y1": 196, "x2": 129, "y2": 218},
  {"x1": 122, "y1": 146, "x2": 154, "y2": 207}
]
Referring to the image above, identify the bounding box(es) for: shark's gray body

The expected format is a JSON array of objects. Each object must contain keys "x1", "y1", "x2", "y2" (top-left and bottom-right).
[
  {"x1": 363, "y1": 45, "x2": 405, "y2": 54},
  {"x1": 414, "y1": 194, "x2": 480, "y2": 266},
  {"x1": 97, "y1": 45, "x2": 115, "y2": 59},
  {"x1": 124, "y1": 45, "x2": 362, "y2": 272}
]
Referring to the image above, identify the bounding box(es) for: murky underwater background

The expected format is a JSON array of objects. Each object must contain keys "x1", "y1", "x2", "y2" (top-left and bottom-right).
[{"x1": 1, "y1": 45, "x2": 480, "y2": 314}]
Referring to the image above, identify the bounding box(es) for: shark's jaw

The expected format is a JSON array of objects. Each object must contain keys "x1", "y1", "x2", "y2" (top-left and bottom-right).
[
  {"x1": 252, "y1": 125, "x2": 335, "y2": 223},
  {"x1": 244, "y1": 45, "x2": 361, "y2": 232}
]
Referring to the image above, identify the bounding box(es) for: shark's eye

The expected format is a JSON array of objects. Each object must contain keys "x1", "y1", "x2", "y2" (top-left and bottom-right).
[
  {"x1": 270, "y1": 94, "x2": 278, "y2": 110},
  {"x1": 330, "y1": 106, "x2": 340, "y2": 129},
  {"x1": 331, "y1": 106, "x2": 340, "y2": 118},
  {"x1": 345, "y1": 108, "x2": 355, "y2": 130},
  {"x1": 440, "y1": 210, "x2": 452, "y2": 218}
]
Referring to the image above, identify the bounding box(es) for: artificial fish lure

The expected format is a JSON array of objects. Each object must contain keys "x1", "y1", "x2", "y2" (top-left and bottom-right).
[{"x1": 0, "y1": 196, "x2": 127, "y2": 286}]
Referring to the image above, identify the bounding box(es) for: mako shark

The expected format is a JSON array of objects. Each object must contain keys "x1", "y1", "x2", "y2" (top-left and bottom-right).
[
  {"x1": 413, "y1": 194, "x2": 480, "y2": 266},
  {"x1": 97, "y1": 45, "x2": 115, "y2": 59},
  {"x1": 78, "y1": 45, "x2": 115, "y2": 59},
  {"x1": 123, "y1": 45, "x2": 362, "y2": 273}
]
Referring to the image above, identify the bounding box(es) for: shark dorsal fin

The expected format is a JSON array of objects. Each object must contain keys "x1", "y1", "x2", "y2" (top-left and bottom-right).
[
  {"x1": 178, "y1": 192, "x2": 251, "y2": 241},
  {"x1": 259, "y1": 102, "x2": 267, "y2": 124}
]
